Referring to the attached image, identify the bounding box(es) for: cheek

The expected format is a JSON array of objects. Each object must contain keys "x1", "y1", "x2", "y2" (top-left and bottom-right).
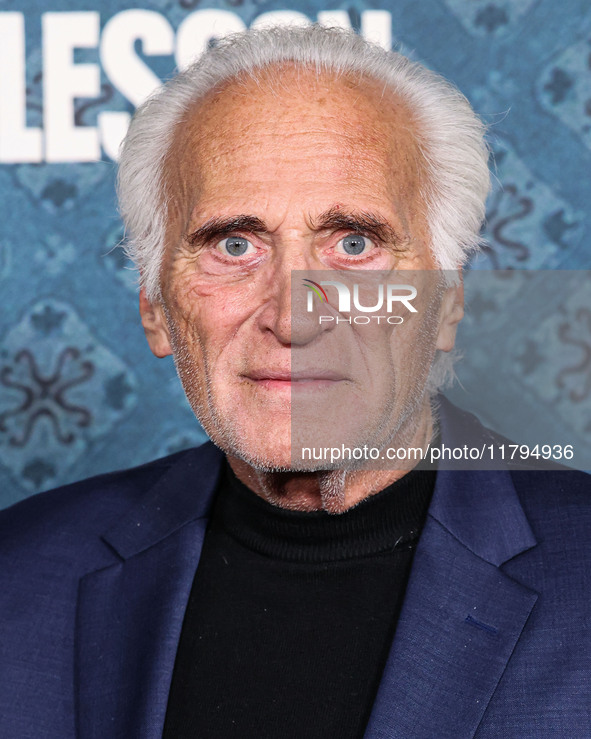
[
  {"x1": 370, "y1": 296, "x2": 441, "y2": 391},
  {"x1": 165, "y1": 274, "x2": 258, "y2": 369}
]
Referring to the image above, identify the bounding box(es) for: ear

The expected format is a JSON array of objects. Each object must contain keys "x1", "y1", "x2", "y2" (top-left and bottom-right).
[
  {"x1": 436, "y1": 276, "x2": 464, "y2": 352},
  {"x1": 139, "y1": 288, "x2": 173, "y2": 358}
]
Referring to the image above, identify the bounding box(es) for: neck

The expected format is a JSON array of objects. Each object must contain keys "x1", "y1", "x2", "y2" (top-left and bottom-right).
[{"x1": 227, "y1": 401, "x2": 434, "y2": 513}]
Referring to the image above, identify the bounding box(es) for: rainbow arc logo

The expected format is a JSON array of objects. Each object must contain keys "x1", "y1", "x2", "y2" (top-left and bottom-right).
[{"x1": 302, "y1": 278, "x2": 329, "y2": 304}]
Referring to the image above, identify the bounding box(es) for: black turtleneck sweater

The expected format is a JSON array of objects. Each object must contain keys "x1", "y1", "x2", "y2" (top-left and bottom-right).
[{"x1": 163, "y1": 464, "x2": 436, "y2": 739}]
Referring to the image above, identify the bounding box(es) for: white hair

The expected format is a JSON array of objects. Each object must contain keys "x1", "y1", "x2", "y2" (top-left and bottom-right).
[{"x1": 118, "y1": 24, "x2": 490, "y2": 303}]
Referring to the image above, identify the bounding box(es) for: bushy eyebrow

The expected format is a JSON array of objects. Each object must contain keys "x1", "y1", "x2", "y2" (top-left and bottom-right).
[
  {"x1": 309, "y1": 206, "x2": 406, "y2": 246},
  {"x1": 185, "y1": 215, "x2": 267, "y2": 248},
  {"x1": 184, "y1": 207, "x2": 407, "y2": 249}
]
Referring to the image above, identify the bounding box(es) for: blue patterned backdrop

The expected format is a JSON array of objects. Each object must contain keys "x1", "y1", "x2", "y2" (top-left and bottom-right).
[{"x1": 0, "y1": 0, "x2": 589, "y2": 507}]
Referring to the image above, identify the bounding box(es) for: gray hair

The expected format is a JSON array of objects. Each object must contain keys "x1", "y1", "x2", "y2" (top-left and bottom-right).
[{"x1": 118, "y1": 24, "x2": 490, "y2": 304}]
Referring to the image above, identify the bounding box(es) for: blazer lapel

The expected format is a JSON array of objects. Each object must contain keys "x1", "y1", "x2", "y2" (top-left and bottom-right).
[
  {"x1": 75, "y1": 443, "x2": 224, "y2": 739},
  {"x1": 364, "y1": 467, "x2": 539, "y2": 739}
]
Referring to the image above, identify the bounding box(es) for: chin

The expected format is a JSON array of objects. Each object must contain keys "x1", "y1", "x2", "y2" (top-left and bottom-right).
[
  {"x1": 205, "y1": 416, "x2": 294, "y2": 472},
  {"x1": 228, "y1": 444, "x2": 295, "y2": 474}
]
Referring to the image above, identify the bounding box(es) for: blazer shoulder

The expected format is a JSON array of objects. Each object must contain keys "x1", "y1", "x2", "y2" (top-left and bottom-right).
[
  {"x1": 0, "y1": 443, "x2": 217, "y2": 565},
  {"x1": 508, "y1": 467, "x2": 591, "y2": 575},
  {"x1": 510, "y1": 467, "x2": 591, "y2": 527}
]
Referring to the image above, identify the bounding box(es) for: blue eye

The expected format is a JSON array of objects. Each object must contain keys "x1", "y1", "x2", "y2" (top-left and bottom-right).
[
  {"x1": 217, "y1": 236, "x2": 254, "y2": 257},
  {"x1": 337, "y1": 234, "x2": 371, "y2": 256}
]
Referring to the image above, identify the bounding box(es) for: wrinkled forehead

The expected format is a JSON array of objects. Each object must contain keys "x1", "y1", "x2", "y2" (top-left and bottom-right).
[{"x1": 164, "y1": 64, "x2": 427, "y2": 229}]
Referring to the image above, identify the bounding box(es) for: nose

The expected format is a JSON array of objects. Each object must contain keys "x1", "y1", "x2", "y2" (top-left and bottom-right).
[{"x1": 255, "y1": 259, "x2": 336, "y2": 347}]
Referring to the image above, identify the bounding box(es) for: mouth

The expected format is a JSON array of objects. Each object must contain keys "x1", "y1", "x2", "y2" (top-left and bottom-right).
[{"x1": 244, "y1": 369, "x2": 349, "y2": 391}]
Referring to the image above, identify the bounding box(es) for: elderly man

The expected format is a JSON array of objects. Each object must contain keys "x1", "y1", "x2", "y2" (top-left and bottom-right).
[{"x1": 0, "y1": 24, "x2": 590, "y2": 739}]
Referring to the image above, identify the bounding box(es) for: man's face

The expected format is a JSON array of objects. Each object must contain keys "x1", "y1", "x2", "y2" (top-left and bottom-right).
[{"x1": 141, "y1": 67, "x2": 461, "y2": 470}]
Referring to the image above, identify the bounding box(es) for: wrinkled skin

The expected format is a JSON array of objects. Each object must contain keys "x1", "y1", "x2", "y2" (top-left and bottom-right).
[{"x1": 140, "y1": 66, "x2": 463, "y2": 511}]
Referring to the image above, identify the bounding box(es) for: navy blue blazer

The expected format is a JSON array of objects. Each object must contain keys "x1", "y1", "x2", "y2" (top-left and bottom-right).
[{"x1": 0, "y1": 398, "x2": 590, "y2": 738}]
